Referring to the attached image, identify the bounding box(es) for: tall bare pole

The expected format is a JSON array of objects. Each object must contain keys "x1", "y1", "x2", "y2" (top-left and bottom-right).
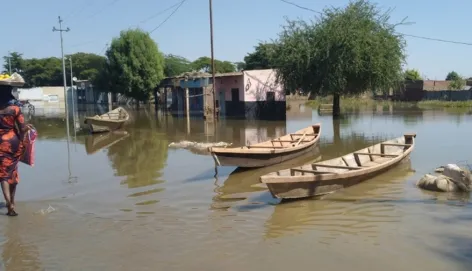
[
  {"x1": 209, "y1": 0, "x2": 216, "y2": 119},
  {"x1": 69, "y1": 57, "x2": 76, "y2": 123},
  {"x1": 53, "y1": 16, "x2": 72, "y2": 165}
]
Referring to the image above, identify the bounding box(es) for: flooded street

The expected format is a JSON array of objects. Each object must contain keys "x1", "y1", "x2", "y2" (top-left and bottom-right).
[{"x1": 3, "y1": 102, "x2": 472, "y2": 270}]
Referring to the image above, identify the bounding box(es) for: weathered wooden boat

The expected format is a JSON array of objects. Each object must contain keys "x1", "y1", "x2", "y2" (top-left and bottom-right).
[
  {"x1": 84, "y1": 107, "x2": 129, "y2": 133},
  {"x1": 209, "y1": 124, "x2": 322, "y2": 168},
  {"x1": 260, "y1": 133, "x2": 416, "y2": 200},
  {"x1": 85, "y1": 131, "x2": 130, "y2": 155}
]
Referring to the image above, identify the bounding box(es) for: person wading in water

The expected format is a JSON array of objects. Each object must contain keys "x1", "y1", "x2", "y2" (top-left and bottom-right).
[{"x1": 0, "y1": 85, "x2": 30, "y2": 216}]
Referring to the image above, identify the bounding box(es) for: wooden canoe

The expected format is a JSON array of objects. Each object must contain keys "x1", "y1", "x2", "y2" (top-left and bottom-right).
[
  {"x1": 209, "y1": 124, "x2": 321, "y2": 168},
  {"x1": 260, "y1": 133, "x2": 416, "y2": 200},
  {"x1": 84, "y1": 107, "x2": 129, "y2": 133}
]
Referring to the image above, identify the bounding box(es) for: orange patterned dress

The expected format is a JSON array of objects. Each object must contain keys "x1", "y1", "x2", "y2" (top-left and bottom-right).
[{"x1": 0, "y1": 105, "x2": 25, "y2": 184}]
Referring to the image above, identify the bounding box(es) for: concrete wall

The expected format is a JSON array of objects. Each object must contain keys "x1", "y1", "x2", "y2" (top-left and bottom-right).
[
  {"x1": 214, "y1": 75, "x2": 244, "y2": 102},
  {"x1": 243, "y1": 69, "x2": 285, "y2": 102}
]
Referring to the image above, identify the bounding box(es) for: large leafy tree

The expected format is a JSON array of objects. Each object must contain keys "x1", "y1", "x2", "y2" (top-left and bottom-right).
[
  {"x1": 243, "y1": 42, "x2": 276, "y2": 70},
  {"x1": 191, "y1": 56, "x2": 236, "y2": 73},
  {"x1": 271, "y1": 0, "x2": 406, "y2": 116},
  {"x1": 2, "y1": 52, "x2": 107, "y2": 87},
  {"x1": 404, "y1": 69, "x2": 422, "y2": 81},
  {"x1": 164, "y1": 54, "x2": 193, "y2": 77},
  {"x1": 2, "y1": 52, "x2": 26, "y2": 74},
  {"x1": 66, "y1": 52, "x2": 107, "y2": 85},
  {"x1": 105, "y1": 28, "x2": 165, "y2": 103},
  {"x1": 446, "y1": 71, "x2": 460, "y2": 81}
]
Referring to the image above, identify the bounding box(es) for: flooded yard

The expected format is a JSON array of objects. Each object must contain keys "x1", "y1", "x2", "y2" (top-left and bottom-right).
[{"x1": 2, "y1": 102, "x2": 472, "y2": 270}]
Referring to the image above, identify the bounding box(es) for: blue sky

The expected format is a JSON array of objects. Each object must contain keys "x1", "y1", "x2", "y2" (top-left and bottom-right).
[{"x1": 2, "y1": 0, "x2": 471, "y2": 79}]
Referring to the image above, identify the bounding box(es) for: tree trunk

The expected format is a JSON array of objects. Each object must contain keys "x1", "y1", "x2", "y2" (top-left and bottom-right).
[
  {"x1": 332, "y1": 93, "x2": 341, "y2": 118},
  {"x1": 332, "y1": 118, "x2": 341, "y2": 145}
]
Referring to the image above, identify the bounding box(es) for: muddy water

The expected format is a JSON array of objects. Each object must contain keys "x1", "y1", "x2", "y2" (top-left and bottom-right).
[{"x1": 2, "y1": 104, "x2": 472, "y2": 270}]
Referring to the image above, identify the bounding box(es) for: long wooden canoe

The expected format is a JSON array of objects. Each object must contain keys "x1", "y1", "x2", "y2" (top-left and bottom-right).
[
  {"x1": 209, "y1": 124, "x2": 321, "y2": 168},
  {"x1": 84, "y1": 107, "x2": 129, "y2": 133},
  {"x1": 260, "y1": 133, "x2": 416, "y2": 200}
]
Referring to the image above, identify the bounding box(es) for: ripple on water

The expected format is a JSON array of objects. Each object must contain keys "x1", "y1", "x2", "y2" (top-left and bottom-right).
[{"x1": 263, "y1": 161, "x2": 416, "y2": 242}]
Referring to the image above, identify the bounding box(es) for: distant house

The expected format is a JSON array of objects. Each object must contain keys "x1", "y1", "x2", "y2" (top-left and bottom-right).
[
  {"x1": 398, "y1": 80, "x2": 472, "y2": 101},
  {"x1": 159, "y1": 69, "x2": 286, "y2": 120}
]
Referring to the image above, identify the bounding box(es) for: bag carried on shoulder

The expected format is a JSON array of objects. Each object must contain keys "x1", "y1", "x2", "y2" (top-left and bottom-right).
[{"x1": 20, "y1": 127, "x2": 37, "y2": 166}]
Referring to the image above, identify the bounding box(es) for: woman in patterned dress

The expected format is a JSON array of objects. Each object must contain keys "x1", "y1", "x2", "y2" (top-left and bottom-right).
[{"x1": 0, "y1": 85, "x2": 29, "y2": 216}]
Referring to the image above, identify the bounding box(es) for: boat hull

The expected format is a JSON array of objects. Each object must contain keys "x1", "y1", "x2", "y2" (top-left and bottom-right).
[
  {"x1": 213, "y1": 140, "x2": 320, "y2": 168},
  {"x1": 261, "y1": 134, "x2": 416, "y2": 200},
  {"x1": 86, "y1": 120, "x2": 126, "y2": 133},
  {"x1": 266, "y1": 154, "x2": 411, "y2": 200}
]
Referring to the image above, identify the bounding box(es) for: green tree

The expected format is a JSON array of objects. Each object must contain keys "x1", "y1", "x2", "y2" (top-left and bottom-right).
[
  {"x1": 243, "y1": 42, "x2": 275, "y2": 70},
  {"x1": 448, "y1": 76, "x2": 465, "y2": 90},
  {"x1": 191, "y1": 57, "x2": 236, "y2": 73},
  {"x1": 2, "y1": 52, "x2": 107, "y2": 87},
  {"x1": 235, "y1": 62, "x2": 246, "y2": 71},
  {"x1": 66, "y1": 52, "x2": 107, "y2": 86},
  {"x1": 23, "y1": 57, "x2": 63, "y2": 87},
  {"x1": 270, "y1": 0, "x2": 406, "y2": 117},
  {"x1": 105, "y1": 29, "x2": 165, "y2": 103},
  {"x1": 2, "y1": 52, "x2": 26, "y2": 74},
  {"x1": 446, "y1": 71, "x2": 460, "y2": 81},
  {"x1": 164, "y1": 54, "x2": 193, "y2": 77},
  {"x1": 404, "y1": 69, "x2": 422, "y2": 80}
]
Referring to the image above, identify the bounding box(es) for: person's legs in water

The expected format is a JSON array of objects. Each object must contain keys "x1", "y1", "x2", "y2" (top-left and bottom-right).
[
  {"x1": 9, "y1": 183, "x2": 17, "y2": 216},
  {"x1": 0, "y1": 181, "x2": 13, "y2": 215}
]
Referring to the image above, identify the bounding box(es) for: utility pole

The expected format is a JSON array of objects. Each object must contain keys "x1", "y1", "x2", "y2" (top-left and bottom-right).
[
  {"x1": 209, "y1": 0, "x2": 217, "y2": 120},
  {"x1": 7, "y1": 51, "x2": 11, "y2": 74},
  {"x1": 52, "y1": 16, "x2": 71, "y2": 146},
  {"x1": 69, "y1": 57, "x2": 76, "y2": 124}
]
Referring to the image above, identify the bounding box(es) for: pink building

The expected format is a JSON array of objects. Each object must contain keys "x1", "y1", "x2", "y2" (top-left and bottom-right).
[{"x1": 214, "y1": 69, "x2": 286, "y2": 120}]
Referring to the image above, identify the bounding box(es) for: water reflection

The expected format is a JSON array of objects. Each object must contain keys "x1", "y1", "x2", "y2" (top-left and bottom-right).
[
  {"x1": 1, "y1": 218, "x2": 42, "y2": 270},
  {"x1": 264, "y1": 160, "x2": 415, "y2": 241},
  {"x1": 211, "y1": 149, "x2": 322, "y2": 210},
  {"x1": 13, "y1": 104, "x2": 472, "y2": 270},
  {"x1": 85, "y1": 131, "x2": 130, "y2": 155},
  {"x1": 107, "y1": 129, "x2": 168, "y2": 189}
]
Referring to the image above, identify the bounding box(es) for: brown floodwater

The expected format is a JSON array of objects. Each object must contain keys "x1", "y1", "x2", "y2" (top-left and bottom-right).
[{"x1": 2, "y1": 102, "x2": 472, "y2": 270}]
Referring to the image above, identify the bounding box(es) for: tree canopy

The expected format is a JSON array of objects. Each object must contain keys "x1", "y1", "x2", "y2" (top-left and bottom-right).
[
  {"x1": 446, "y1": 71, "x2": 460, "y2": 81},
  {"x1": 2, "y1": 51, "x2": 107, "y2": 87},
  {"x1": 448, "y1": 73, "x2": 465, "y2": 90},
  {"x1": 2, "y1": 52, "x2": 26, "y2": 74},
  {"x1": 105, "y1": 28, "x2": 165, "y2": 102},
  {"x1": 404, "y1": 69, "x2": 422, "y2": 80},
  {"x1": 164, "y1": 54, "x2": 193, "y2": 77},
  {"x1": 243, "y1": 42, "x2": 276, "y2": 70},
  {"x1": 270, "y1": 0, "x2": 406, "y2": 116},
  {"x1": 191, "y1": 56, "x2": 236, "y2": 73}
]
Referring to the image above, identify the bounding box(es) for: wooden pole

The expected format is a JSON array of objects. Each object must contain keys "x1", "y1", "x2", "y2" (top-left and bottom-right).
[{"x1": 209, "y1": 0, "x2": 216, "y2": 120}]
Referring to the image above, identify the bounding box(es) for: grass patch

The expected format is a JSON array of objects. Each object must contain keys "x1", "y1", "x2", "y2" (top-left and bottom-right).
[
  {"x1": 417, "y1": 100, "x2": 472, "y2": 108},
  {"x1": 306, "y1": 97, "x2": 472, "y2": 110},
  {"x1": 306, "y1": 96, "x2": 395, "y2": 109}
]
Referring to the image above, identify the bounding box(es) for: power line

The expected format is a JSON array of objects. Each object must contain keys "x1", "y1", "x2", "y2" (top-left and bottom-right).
[
  {"x1": 280, "y1": 0, "x2": 321, "y2": 14},
  {"x1": 401, "y1": 34, "x2": 472, "y2": 46},
  {"x1": 138, "y1": 1, "x2": 185, "y2": 26},
  {"x1": 69, "y1": 1, "x2": 188, "y2": 48},
  {"x1": 149, "y1": 0, "x2": 187, "y2": 34},
  {"x1": 280, "y1": 0, "x2": 472, "y2": 46},
  {"x1": 87, "y1": 0, "x2": 121, "y2": 19},
  {"x1": 64, "y1": 0, "x2": 96, "y2": 21}
]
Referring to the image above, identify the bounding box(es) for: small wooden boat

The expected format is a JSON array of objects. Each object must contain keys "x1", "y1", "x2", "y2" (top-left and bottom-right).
[
  {"x1": 260, "y1": 133, "x2": 416, "y2": 200},
  {"x1": 209, "y1": 124, "x2": 321, "y2": 168},
  {"x1": 84, "y1": 107, "x2": 129, "y2": 133}
]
